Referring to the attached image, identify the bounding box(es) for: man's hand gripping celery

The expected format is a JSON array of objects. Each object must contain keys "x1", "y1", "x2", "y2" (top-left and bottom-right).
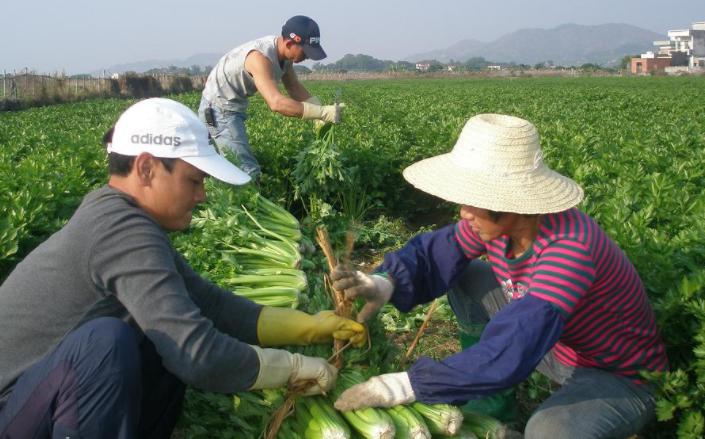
[
  {"x1": 330, "y1": 267, "x2": 416, "y2": 410},
  {"x1": 302, "y1": 96, "x2": 345, "y2": 125},
  {"x1": 249, "y1": 307, "x2": 366, "y2": 395}
]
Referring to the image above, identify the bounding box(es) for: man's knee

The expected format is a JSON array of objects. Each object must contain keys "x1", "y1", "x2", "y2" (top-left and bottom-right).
[
  {"x1": 83, "y1": 316, "x2": 134, "y2": 337},
  {"x1": 448, "y1": 260, "x2": 502, "y2": 327},
  {"x1": 67, "y1": 318, "x2": 140, "y2": 378},
  {"x1": 0, "y1": 318, "x2": 141, "y2": 435},
  {"x1": 524, "y1": 408, "x2": 576, "y2": 439},
  {"x1": 75, "y1": 317, "x2": 136, "y2": 345}
]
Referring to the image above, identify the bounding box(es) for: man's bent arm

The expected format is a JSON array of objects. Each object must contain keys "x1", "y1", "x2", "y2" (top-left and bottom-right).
[{"x1": 246, "y1": 51, "x2": 304, "y2": 117}]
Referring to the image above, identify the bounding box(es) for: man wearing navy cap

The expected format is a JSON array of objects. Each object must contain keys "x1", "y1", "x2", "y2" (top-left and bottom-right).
[{"x1": 199, "y1": 15, "x2": 343, "y2": 180}]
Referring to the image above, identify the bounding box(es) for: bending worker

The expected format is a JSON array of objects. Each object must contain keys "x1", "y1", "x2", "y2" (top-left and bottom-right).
[
  {"x1": 0, "y1": 98, "x2": 364, "y2": 438},
  {"x1": 332, "y1": 114, "x2": 667, "y2": 438},
  {"x1": 199, "y1": 15, "x2": 343, "y2": 180}
]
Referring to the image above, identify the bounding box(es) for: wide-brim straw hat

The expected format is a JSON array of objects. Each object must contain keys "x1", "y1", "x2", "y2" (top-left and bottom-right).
[{"x1": 403, "y1": 114, "x2": 584, "y2": 214}]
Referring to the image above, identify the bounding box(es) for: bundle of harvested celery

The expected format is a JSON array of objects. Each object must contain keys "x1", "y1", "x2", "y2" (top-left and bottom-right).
[
  {"x1": 295, "y1": 396, "x2": 351, "y2": 439},
  {"x1": 172, "y1": 183, "x2": 306, "y2": 308},
  {"x1": 411, "y1": 402, "x2": 464, "y2": 436},
  {"x1": 385, "y1": 405, "x2": 431, "y2": 439},
  {"x1": 333, "y1": 370, "x2": 396, "y2": 439}
]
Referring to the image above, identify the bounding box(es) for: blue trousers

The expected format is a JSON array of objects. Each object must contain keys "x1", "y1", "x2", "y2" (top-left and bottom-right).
[
  {"x1": 197, "y1": 97, "x2": 261, "y2": 179},
  {"x1": 0, "y1": 317, "x2": 185, "y2": 439},
  {"x1": 447, "y1": 260, "x2": 656, "y2": 439}
]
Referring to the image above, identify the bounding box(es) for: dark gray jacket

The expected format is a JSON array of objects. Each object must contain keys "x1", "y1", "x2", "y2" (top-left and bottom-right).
[{"x1": 0, "y1": 186, "x2": 262, "y2": 404}]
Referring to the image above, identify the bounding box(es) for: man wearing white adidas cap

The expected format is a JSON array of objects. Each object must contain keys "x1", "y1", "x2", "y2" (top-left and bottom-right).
[
  {"x1": 332, "y1": 114, "x2": 667, "y2": 438},
  {"x1": 0, "y1": 98, "x2": 364, "y2": 438}
]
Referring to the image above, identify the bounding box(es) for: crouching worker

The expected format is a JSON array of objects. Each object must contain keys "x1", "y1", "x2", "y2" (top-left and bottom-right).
[
  {"x1": 0, "y1": 98, "x2": 365, "y2": 438},
  {"x1": 332, "y1": 114, "x2": 667, "y2": 438}
]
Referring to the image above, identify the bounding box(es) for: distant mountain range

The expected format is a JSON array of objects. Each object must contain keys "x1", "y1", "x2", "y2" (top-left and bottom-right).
[
  {"x1": 404, "y1": 23, "x2": 663, "y2": 67},
  {"x1": 95, "y1": 23, "x2": 664, "y2": 74},
  {"x1": 94, "y1": 53, "x2": 222, "y2": 76}
]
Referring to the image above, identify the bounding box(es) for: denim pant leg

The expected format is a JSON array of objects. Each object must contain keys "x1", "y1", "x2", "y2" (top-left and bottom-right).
[
  {"x1": 525, "y1": 367, "x2": 656, "y2": 439},
  {"x1": 0, "y1": 317, "x2": 142, "y2": 439},
  {"x1": 198, "y1": 97, "x2": 261, "y2": 178},
  {"x1": 137, "y1": 336, "x2": 186, "y2": 439},
  {"x1": 0, "y1": 318, "x2": 186, "y2": 439},
  {"x1": 446, "y1": 259, "x2": 506, "y2": 336}
]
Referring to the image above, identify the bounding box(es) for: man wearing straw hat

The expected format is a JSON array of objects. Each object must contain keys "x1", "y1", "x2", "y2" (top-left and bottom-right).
[
  {"x1": 0, "y1": 98, "x2": 364, "y2": 437},
  {"x1": 332, "y1": 114, "x2": 667, "y2": 438}
]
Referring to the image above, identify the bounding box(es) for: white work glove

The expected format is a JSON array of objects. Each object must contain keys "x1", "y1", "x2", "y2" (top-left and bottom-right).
[
  {"x1": 249, "y1": 346, "x2": 338, "y2": 395},
  {"x1": 334, "y1": 372, "x2": 415, "y2": 411},
  {"x1": 305, "y1": 96, "x2": 326, "y2": 131},
  {"x1": 301, "y1": 101, "x2": 345, "y2": 123},
  {"x1": 331, "y1": 267, "x2": 394, "y2": 322},
  {"x1": 305, "y1": 96, "x2": 322, "y2": 106}
]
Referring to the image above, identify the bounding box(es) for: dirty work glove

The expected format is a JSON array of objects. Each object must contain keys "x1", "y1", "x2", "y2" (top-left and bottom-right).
[
  {"x1": 305, "y1": 96, "x2": 326, "y2": 131},
  {"x1": 331, "y1": 267, "x2": 394, "y2": 322},
  {"x1": 301, "y1": 101, "x2": 345, "y2": 123},
  {"x1": 249, "y1": 346, "x2": 338, "y2": 395},
  {"x1": 305, "y1": 96, "x2": 322, "y2": 106},
  {"x1": 257, "y1": 307, "x2": 366, "y2": 347},
  {"x1": 334, "y1": 372, "x2": 415, "y2": 411}
]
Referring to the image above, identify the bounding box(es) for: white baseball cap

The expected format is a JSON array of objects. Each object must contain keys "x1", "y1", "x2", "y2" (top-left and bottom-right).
[{"x1": 107, "y1": 98, "x2": 251, "y2": 185}]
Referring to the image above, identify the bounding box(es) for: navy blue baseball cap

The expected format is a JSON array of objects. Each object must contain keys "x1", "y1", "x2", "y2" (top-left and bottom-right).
[{"x1": 282, "y1": 15, "x2": 327, "y2": 61}]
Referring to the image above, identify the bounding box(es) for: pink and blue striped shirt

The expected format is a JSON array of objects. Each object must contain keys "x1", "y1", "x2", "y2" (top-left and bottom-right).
[
  {"x1": 380, "y1": 208, "x2": 667, "y2": 404},
  {"x1": 454, "y1": 208, "x2": 667, "y2": 377}
]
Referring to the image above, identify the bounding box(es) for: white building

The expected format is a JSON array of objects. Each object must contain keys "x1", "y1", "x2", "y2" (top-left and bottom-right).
[{"x1": 651, "y1": 21, "x2": 705, "y2": 68}]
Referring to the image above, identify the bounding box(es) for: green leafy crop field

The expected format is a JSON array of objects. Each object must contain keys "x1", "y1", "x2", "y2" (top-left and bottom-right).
[{"x1": 1, "y1": 76, "x2": 704, "y2": 437}]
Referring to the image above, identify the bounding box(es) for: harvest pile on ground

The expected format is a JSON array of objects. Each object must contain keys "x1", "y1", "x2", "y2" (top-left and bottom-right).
[
  {"x1": 2, "y1": 77, "x2": 705, "y2": 437},
  {"x1": 170, "y1": 155, "x2": 503, "y2": 438}
]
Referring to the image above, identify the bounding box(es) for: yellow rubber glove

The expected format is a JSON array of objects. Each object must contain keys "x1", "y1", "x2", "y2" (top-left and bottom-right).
[{"x1": 257, "y1": 307, "x2": 366, "y2": 348}]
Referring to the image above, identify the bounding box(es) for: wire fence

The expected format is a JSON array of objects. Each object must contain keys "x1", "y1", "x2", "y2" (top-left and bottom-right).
[
  {"x1": 0, "y1": 70, "x2": 207, "y2": 109},
  {"x1": 1, "y1": 71, "x2": 112, "y2": 100}
]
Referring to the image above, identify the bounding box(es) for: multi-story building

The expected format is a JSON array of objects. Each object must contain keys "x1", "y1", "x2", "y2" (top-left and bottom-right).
[
  {"x1": 652, "y1": 22, "x2": 705, "y2": 68},
  {"x1": 631, "y1": 21, "x2": 704, "y2": 74}
]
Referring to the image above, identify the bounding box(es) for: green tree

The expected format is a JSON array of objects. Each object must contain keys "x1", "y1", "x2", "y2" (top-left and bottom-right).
[
  {"x1": 620, "y1": 55, "x2": 635, "y2": 70},
  {"x1": 464, "y1": 57, "x2": 489, "y2": 71}
]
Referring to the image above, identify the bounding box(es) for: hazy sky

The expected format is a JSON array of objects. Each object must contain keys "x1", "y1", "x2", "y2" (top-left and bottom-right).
[{"x1": 2, "y1": 0, "x2": 702, "y2": 74}]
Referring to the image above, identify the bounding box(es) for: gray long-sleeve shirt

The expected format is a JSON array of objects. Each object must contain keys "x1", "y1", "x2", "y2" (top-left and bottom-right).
[{"x1": 0, "y1": 185, "x2": 263, "y2": 403}]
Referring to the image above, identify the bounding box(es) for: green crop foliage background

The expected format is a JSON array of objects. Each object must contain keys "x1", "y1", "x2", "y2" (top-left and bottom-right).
[{"x1": 1, "y1": 76, "x2": 705, "y2": 437}]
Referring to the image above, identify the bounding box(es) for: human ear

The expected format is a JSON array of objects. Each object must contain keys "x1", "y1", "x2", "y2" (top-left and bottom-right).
[{"x1": 134, "y1": 153, "x2": 155, "y2": 185}]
